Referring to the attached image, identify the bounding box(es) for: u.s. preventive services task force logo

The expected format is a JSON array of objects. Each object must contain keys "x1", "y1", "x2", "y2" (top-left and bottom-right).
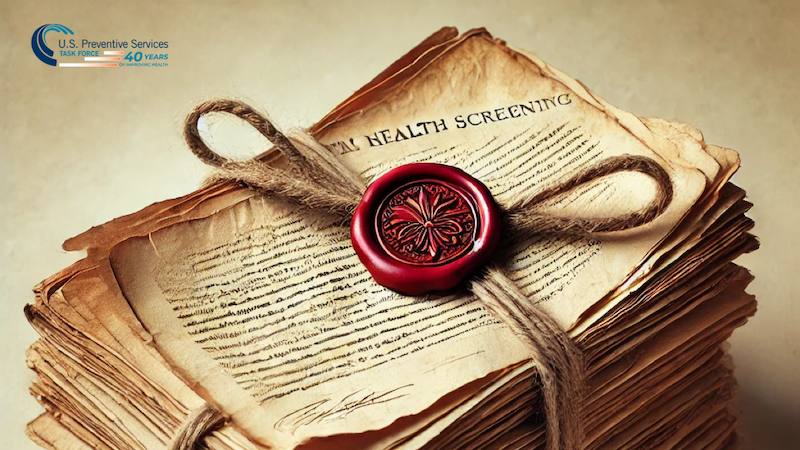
[
  {"x1": 31, "y1": 24, "x2": 169, "y2": 68},
  {"x1": 31, "y1": 24, "x2": 73, "y2": 66}
]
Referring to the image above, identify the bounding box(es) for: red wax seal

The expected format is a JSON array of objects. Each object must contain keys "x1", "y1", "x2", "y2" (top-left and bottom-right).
[{"x1": 352, "y1": 163, "x2": 500, "y2": 295}]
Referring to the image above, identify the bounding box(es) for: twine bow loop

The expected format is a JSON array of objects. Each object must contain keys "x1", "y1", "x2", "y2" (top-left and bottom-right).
[{"x1": 184, "y1": 99, "x2": 365, "y2": 217}]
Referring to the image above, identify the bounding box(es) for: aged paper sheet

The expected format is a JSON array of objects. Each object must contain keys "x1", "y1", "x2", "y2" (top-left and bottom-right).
[
  {"x1": 110, "y1": 196, "x2": 530, "y2": 449},
  {"x1": 313, "y1": 33, "x2": 706, "y2": 328}
]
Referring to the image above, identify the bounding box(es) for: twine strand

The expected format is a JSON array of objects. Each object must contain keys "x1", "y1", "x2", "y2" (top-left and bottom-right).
[
  {"x1": 470, "y1": 266, "x2": 584, "y2": 450},
  {"x1": 506, "y1": 155, "x2": 673, "y2": 240},
  {"x1": 184, "y1": 99, "x2": 365, "y2": 217},
  {"x1": 168, "y1": 403, "x2": 226, "y2": 450},
  {"x1": 178, "y1": 99, "x2": 674, "y2": 450}
]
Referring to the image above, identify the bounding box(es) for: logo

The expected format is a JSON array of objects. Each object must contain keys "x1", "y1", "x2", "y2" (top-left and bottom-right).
[
  {"x1": 31, "y1": 24, "x2": 73, "y2": 66},
  {"x1": 30, "y1": 25, "x2": 169, "y2": 68}
]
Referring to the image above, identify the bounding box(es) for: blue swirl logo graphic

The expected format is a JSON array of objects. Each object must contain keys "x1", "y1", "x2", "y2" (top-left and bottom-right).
[{"x1": 31, "y1": 24, "x2": 73, "y2": 66}]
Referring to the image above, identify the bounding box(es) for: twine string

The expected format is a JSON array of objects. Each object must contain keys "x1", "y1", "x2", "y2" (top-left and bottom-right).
[
  {"x1": 506, "y1": 155, "x2": 673, "y2": 239},
  {"x1": 184, "y1": 99, "x2": 365, "y2": 217},
  {"x1": 175, "y1": 100, "x2": 674, "y2": 450},
  {"x1": 168, "y1": 403, "x2": 226, "y2": 450},
  {"x1": 470, "y1": 267, "x2": 583, "y2": 450}
]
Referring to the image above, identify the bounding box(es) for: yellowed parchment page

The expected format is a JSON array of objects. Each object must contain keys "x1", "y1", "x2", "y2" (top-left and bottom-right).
[
  {"x1": 26, "y1": 414, "x2": 96, "y2": 450},
  {"x1": 110, "y1": 194, "x2": 530, "y2": 449},
  {"x1": 314, "y1": 33, "x2": 706, "y2": 329}
]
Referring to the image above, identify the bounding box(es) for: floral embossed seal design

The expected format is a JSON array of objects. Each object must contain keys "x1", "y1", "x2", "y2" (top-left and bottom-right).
[
  {"x1": 377, "y1": 181, "x2": 478, "y2": 266},
  {"x1": 351, "y1": 163, "x2": 500, "y2": 295}
]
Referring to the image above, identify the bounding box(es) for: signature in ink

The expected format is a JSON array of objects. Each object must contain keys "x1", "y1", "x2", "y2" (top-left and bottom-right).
[{"x1": 274, "y1": 384, "x2": 413, "y2": 433}]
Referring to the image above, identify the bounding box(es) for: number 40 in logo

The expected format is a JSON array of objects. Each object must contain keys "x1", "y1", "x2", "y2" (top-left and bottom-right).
[{"x1": 124, "y1": 52, "x2": 143, "y2": 62}]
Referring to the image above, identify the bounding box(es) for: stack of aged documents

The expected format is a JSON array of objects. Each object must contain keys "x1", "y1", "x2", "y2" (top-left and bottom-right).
[{"x1": 25, "y1": 28, "x2": 756, "y2": 450}]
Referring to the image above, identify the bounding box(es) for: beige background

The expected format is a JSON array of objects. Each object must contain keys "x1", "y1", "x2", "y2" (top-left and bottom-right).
[{"x1": 1, "y1": 1, "x2": 798, "y2": 449}]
